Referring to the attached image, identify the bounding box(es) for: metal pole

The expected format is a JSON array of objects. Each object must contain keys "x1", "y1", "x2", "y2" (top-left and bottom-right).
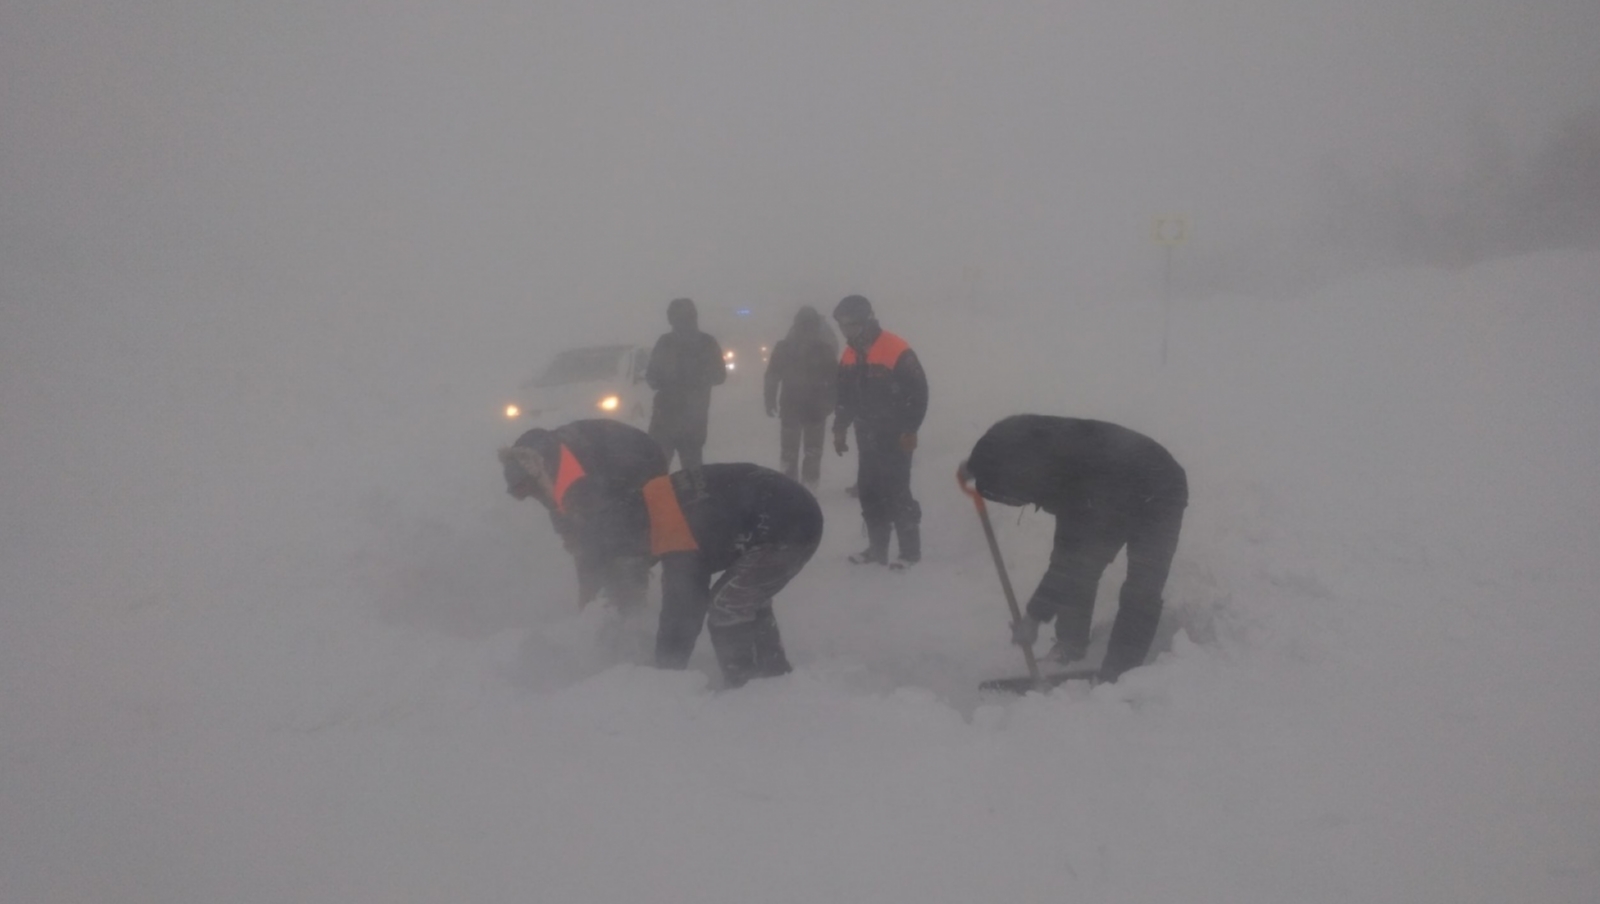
[{"x1": 1161, "y1": 242, "x2": 1173, "y2": 366}]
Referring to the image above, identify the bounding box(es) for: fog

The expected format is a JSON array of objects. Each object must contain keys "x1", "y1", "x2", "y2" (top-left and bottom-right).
[
  {"x1": 3, "y1": 4, "x2": 1599, "y2": 902},
  {"x1": 5, "y1": 2, "x2": 1595, "y2": 476},
  {"x1": 8, "y1": 2, "x2": 1598, "y2": 342},
  {"x1": 6, "y1": 0, "x2": 1596, "y2": 582}
]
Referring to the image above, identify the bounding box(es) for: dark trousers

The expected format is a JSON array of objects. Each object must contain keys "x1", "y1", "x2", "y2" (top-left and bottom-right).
[
  {"x1": 1026, "y1": 499, "x2": 1186, "y2": 679},
  {"x1": 649, "y1": 424, "x2": 705, "y2": 471},
  {"x1": 779, "y1": 414, "x2": 826, "y2": 486},
  {"x1": 649, "y1": 402, "x2": 710, "y2": 471},
  {"x1": 655, "y1": 539, "x2": 819, "y2": 687},
  {"x1": 855, "y1": 428, "x2": 921, "y2": 562}
]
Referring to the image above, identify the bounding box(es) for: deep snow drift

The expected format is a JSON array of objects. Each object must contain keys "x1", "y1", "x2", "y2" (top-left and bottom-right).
[{"x1": 3, "y1": 250, "x2": 1599, "y2": 903}]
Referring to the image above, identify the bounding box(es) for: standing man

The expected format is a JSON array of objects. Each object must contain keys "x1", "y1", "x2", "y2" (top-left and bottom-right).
[
  {"x1": 831, "y1": 295, "x2": 928, "y2": 569},
  {"x1": 498, "y1": 419, "x2": 668, "y2": 611},
  {"x1": 646, "y1": 297, "x2": 727, "y2": 470},
  {"x1": 960, "y1": 415, "x2": 1188, "y2": 682},
  {"x1": 763, "y1": 305, "x2": 839, "y2": 491}
]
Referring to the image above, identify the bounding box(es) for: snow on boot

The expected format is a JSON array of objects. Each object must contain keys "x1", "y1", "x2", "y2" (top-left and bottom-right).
[
  {"x1": 709, "y1": 613, "x2": 792, "y2": 688},
  {"x1": 851, "y1": 521, "x2": 891, "y2": 564},
  {"x1": 849, "y1": 547, "x2": 888, "y2": 565},
  {"x1": 1044, "y1": 638, "x2": 1087, "y2": 665}
]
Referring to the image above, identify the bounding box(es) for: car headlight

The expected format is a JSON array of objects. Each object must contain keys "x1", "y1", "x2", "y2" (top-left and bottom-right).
[
  {"x1": 505, "y1": 404, "x2": 520, "y2": 419},
  {"x1": 598, "y1": 395, "x2": 620, "y2": 412}
]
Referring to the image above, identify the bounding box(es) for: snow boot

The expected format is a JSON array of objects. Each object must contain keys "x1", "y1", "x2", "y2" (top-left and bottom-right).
[
  {"x1": 891, "y1": 519, "x2": 920, "y2": 570},
  {"x1": 849, "y1": 521, "x2": 891, "y2": 565},
  {"x1": 709, "y1": 611, "x2": 792, "y2": 688}
]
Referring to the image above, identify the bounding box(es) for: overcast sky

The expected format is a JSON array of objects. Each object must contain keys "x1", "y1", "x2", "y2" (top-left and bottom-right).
[{"x1": 2, "y1": 1, "x2": 1597, "y2": 464}]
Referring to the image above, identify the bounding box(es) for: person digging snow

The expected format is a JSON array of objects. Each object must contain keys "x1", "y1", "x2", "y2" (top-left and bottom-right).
[
  {"x1": 498, "y1": 419, "x2": 668, "y2": 612},
  {"x1": 561, "y1": 463, "x2": 822, "y2": 688},
  {"x1": 961, "y1": 415, "x2": 1188, "y2": 682}
]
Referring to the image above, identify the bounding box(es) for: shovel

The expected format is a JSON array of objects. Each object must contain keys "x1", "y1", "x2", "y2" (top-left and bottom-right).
[{"x1": 958, "y1": 463, "x2": 1098, "y2": 694}]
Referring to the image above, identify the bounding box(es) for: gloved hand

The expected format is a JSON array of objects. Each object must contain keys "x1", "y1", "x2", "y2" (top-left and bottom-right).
[
  {"x1": 833, "y1": 429, "x2": 849, "y2": 456},
  {"x1": 899, "y1": 432, "x2": 918, "y2": 453},
  {"x1": 1010, "y1": 615, "x2": 1040, "y2": 648}
]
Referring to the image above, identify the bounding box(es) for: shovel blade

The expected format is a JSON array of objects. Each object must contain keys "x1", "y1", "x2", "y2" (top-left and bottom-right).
[{"x1": 979, "y1": 667, "x2": 1100, "y2": 694}]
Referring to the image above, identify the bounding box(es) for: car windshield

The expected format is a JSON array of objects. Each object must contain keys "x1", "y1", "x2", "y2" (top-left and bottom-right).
[{"x1": 532, "y1": 346, "x2": 630, "y2": 388}]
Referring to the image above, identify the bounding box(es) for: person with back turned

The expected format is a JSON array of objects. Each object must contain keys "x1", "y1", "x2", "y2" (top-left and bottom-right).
[
  {"x1": 645, "y1": 297, "x2": 727, "y2": 469},
  {"x1": 763, "y1": 305, "x2": 838, "y2": 491}
]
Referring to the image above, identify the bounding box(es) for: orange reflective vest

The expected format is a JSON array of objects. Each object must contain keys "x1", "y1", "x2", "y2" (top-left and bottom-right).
[
  {"x1": 840, "y1": 330, "x2": 911, "y2": 369},
  {"x1": 641, "y1": 475, "x2": 700, "y2": 556},
  {"x1": 551, "y1": 444, "x2": 587, "y2": 514}
]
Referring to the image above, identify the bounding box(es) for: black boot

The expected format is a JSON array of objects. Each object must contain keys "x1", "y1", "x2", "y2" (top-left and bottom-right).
[
  {"x1": 709, "y1": 612, "x2": 792, "y2": 688},
  {"x1": 750, "y1": 609, "x2": 792, "y2": 678},
  {"x1": 850, "y1": 522, "x2": 891, "y2": 565},
  {"x1": 892, "y1": 522, "x2": 920, "y2": 568}
]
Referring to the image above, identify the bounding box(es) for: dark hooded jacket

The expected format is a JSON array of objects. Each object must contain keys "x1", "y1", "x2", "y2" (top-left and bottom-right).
[
  {"x1": 502, "y1": 419, "x2": 669, "y2": 593},
  {"x1": 561, "y1": 463, "x2": 823, "y2": 584},
  {"x1": 763, "y1": 306, "x2": 839, "y2": 422},
  {"x1": 645, "y1": 298, "x2": 726, "y2": 431},
  {"x1": 504, "y1": 420, "x2": 669, "y2": 505},
  {"x1": 966, "y1": 415, "x2": 1187, "y2": 522}
]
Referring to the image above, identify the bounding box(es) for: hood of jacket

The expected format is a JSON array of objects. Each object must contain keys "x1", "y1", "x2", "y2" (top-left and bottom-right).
[{"x1": 667, "y1": 297, "x2": 699, "y2": 333}]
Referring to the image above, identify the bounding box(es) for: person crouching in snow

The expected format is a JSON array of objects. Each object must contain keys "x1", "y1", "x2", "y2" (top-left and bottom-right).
[
  {"x1": 961, "y1": 415, "x2": 1188, "y2": 682},
  {"x1": 566, "y1": 464, "x2": 822, "y2": 687},
  {"x1": 498, "y1": 419, "x2": 667, "y2": 612}
]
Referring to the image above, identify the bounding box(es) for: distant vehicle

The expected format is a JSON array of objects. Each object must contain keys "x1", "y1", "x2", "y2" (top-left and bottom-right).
[
  {"x1": 503, "y1": 344, "x2": 652, "y2": 427},
  {"x1": 708, "y1": 305, "x2": 783, "y2": 378}
]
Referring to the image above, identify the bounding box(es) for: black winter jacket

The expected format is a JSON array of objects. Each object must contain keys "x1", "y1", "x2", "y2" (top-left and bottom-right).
[
  {"x1": 522, "y1": 420, "x2": 668, "y2": 595},
  {"x1": 646, "y1": 308, "x2": 727, "y2": 432},
  {"x1": 834, "y1": 322, "x2": 928, "y2": 436},
  {"x1": 565, "y1": 463, "x2": 822, "y2": 579},
  {"x1": 546, "y1": 419, "x2": 669, "y2": 496},
  {"x1": 966, "y1": 415, "x2": 1187, "y2": 520},
  {"x1": 764, "y1": 318, "x2": 838, "y2": 422}
]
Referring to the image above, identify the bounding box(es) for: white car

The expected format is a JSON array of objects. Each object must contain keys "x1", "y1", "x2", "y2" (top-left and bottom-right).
[{"x1": 504, "y1": 344, "x2": 652, "y2": 427}]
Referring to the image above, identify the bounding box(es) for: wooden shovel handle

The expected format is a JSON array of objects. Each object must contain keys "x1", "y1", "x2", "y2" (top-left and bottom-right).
[{"x1": 958, "y1": 463, "x2": 1041, "y2": 682}]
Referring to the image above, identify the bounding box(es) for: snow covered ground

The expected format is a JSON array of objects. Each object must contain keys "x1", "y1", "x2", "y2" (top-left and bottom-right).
[{"x1": 3, "y1": 247, "x2": 1597, "y2": 903}]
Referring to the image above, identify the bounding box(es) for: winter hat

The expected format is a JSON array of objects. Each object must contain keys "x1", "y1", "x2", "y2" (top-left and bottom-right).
[
  {"x1": 833, "y1": 295, "x2": 874, "y2": 323},
  {"x1": 789, "y1": 305, "x2": 824, "y2": 338},
  {"x1": 499, "y1": 428, "x2": 555, "y2": 491},
  {"x1": 666, "y1": 297, "x2": 698, "y2": 330}
]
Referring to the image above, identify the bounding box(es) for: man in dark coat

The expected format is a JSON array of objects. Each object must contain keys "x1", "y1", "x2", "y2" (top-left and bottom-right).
[
  {"x1": 763, "y1": 305, "x2": 839, "y2": 490},
  {"x1": 498, "y1": 419, "x2": 668, "y2": 610},
  {"x1": 961, "y1": 415, "x2": 1188, "y2": 682},
  {"x1": 561, "y1": 464, "x2": 823, "y2": 688},
  {"x1": 831, "y1": 295, "x2": 928, "y2": 569},
  {"x1": 645, "y1": 297, "x2": 727, "y2": 470}
]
